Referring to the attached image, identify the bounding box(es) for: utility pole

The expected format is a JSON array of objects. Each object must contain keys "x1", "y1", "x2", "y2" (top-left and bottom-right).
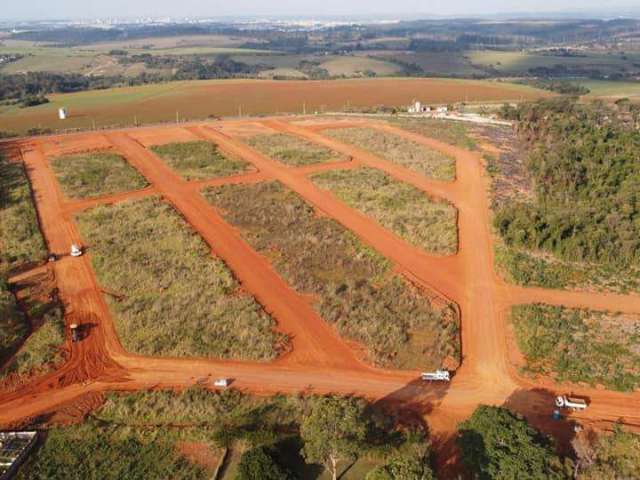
[
  {"x1": 238, "y1": 105, "x2": 242, "y2": 117},
  {"x1": 176, "y1": 111, "x2": 180, "y2": 124},
  {"x1": 303, "y1": 102, "x2": 306, "y2": 115}
]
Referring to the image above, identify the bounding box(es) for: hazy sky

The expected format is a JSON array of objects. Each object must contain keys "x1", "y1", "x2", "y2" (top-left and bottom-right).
[{"x1": 1, "y1": 0, "x2": 638, "y2": 20}]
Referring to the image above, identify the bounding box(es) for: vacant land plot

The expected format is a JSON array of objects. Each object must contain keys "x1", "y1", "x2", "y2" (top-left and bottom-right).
[
  {"x1": 312, "y1": 167, "x2": 457, "y2": 255},
  {"x1": 76, "y1": 197, "x2": 285, "y2": 360},
  {"x1": 391, "y1": 117, "x2": 477, "y2": 150},
  {"x1": 324, "y1": 127, "x2": 456, "y2": 181},
  {"x1": 51, "y1": 151, "x2": 147, "y2": 199},
  {"x1": 512, "y1": 304, "x2": 640, "y2": 391},
  {"x1": 0, "y1": 78, "x2": 549, "y2": 134},
  {"x1": 150, "y1": 141, "x2": 249, "y2": 181},
  {"x1": 205, "y1": 181, "x2": 459, "y2": 369},
  {"x1": 246, "y1": 133, "x2": 344, "y2": 166}
]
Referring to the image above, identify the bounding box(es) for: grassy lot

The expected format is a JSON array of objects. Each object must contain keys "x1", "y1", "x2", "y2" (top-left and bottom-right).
[
  {"x1": 205, "y1": 181, "x2": 459, "y2": 369},
  {"x1": 390, "y1": 117, "x2": 478, "y2": 150},
  {"x1": 76, "y1": 196, "x2": 285, "y2": 360},
  {"x1": 312, "y1": 167, "x2": 457, "y2": 255},
  {"x1": 580, "y1": 80, "x2": 640, "y2": 98},
  {"x1": 150, "y1": 141, "x2": 248, "y2": 180},
  {"x1": 378, "y1": 51, "x2": 484, "y2": 77},
  {"x1": 0, "y1": 152, "x2": 50, "y2": 376},
  {"x1": 15, "y1": 423, "x2": 210, "y2": 480},
  {"x1": 512, "y1": 304, "x2": 640, "y2": 391},
  {"x1": 246, "y1": 133, "x2": 344, "y2": 166},
  {"x1": 0, "y1": 78, "x2": 550, "y2": 135},
  {"x1": 51, "y1": 151, "x2": 148, "y2": 199},
  {"x1": 323, "y1": 127, "x2": 456, "y2": 181}
]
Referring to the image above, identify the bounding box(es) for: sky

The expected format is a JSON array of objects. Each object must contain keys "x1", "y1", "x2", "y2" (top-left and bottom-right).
[{"x1": 1, "y1": 0, "x2": 639, "y2": 20}]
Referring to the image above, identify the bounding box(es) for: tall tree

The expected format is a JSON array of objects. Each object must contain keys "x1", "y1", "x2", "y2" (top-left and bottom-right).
[
  {"x1": 457, "y1": 405, "x2": 567, "y2": 479},
  {"x1": 300, "y1": 396, "x2": 368, "y2": 480}
]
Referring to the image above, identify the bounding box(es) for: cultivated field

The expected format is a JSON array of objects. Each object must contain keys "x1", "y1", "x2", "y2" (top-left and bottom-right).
[
  {"x1": 246, "y1": 133, "x2": 345, "y2": 166},
  {"x1": 204, "y1": 181, "x2": 460, "y2": 369},
  {"x1": 0, "y1": 78, "x2": 549, "y2": 134},
  {"x1": 312, "y1": 167, "x2": 458, "y2": 255},
  {"x1": 51, "y1": 151, "x2": 148, "y2": 199},
  {"x1": 323, "y1": 127, "x2": 456, "y2": 180},
  {"x1": 76, "y1": 197, "x2": 285, "y2": 360},
  {"x1": 150, "y1": 141, "x2": 249, "y2": 180}
]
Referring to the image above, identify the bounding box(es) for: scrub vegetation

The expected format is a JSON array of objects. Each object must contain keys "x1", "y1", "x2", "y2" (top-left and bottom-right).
[
  {"x1": 51, "y1": 151, "x2": 148, "y2": 199},
  {"x1": 246, "y1": 133, "x2": 344, "y2": 167},
  {"x1": 150, "y1": 141, "x2": 248, "y2": 181},
  {"x1": 312, "y1": 167, "x2": 457, "y2": 255},
  {"x1": 76, "y1": 196, "x2": 286, "y2": 360},
  {"x1": 323, "y1": 127, "x2": 456, "y2": 181},
  {"x1": 511, "y1": 304, "x2": 640, "y2": 391},
  {"x1": 205, "y1": 181, "x2": 459, "y2": 369}
]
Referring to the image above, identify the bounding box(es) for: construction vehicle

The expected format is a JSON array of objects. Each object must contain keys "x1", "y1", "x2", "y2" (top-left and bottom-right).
[
  {"x1": 213, "y1": 378, "x2": 229, "y2": 388},
  {"x1": 70, "y1": 324, "x2": 80, "y2": 343},
  {"x1": 70, "y1": 244, "x2": 83, "y2": 257},
  {"x1": 555, "y1": 395, "x2": 588, "y2": 411},
  {"x1": 421, "y1": 369, "x2": 451, "y2": 382}
]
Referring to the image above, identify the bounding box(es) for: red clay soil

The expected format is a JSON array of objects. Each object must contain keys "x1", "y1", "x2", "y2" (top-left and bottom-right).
[{"x1": 2, "y1": 117, "x2": 640, "y2": 470}]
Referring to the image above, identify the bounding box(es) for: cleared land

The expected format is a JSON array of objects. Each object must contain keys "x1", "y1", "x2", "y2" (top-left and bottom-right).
[
  {"x1": 150, "y1": 141, "x2": 248, "y2": 181},
  {"x1": 76, "y1": 196, "x2": 285, "y2": 360},
  {"x1": 205, "y1": 181, "x2": 459, "y2": 369},
  {"x1": 318, "y1": 56, "x2": 402, "y2": 76},
  {"x1": 323, "y1": 127, "x2": 456, "y2": 181},
  {"x1": 512, "y1": 304, "x2": 640, "y2": 392},
  {"x1": 312, "y1": 167, "x2": 457, "y2": 255},
  {"x1": 0, "y1": 78, "x2": 550, "y2": 134},
  {"x1": 51, "y1": 151, "x2": 148, "y2": 199},
  {"x1": 246, "y1": 133, "x2": 344, "y2": 166}
]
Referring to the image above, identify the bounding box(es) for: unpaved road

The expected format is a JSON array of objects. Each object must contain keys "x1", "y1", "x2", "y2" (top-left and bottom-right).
[{"x1": 2, "y1": 118, "x2": 640, "y2": 468}]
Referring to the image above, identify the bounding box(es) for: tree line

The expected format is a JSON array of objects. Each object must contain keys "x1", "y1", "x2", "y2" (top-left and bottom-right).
[{"x1": 497, "y1": 98, "x2": 640, "y2": 269}]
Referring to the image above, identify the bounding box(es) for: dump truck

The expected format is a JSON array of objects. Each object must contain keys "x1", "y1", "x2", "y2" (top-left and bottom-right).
[
  {"x1": 421, "y1": 370, "x2": 450, "y2": 382},
  {"x1": 555, "y1": 395, "x2": 588, "y2": 411},
  {"x1": 70, "y1": 244, "x2": 83, "y2": 257},
  {"x1": 70, "y1": 324, "x2": 80, "y2": 343}
]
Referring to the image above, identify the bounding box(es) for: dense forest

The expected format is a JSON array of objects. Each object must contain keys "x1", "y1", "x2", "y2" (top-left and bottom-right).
[{"x1": 496, "y1": 98, "x2": 640, "y2": 268}]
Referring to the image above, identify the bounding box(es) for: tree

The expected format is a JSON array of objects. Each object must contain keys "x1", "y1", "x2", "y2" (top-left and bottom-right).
[
  {"x1": 300, "y1": 396, "x2": 368, "y2": 480},
  {"x1": 236, "y1": 446, "x2": 291, "y2": 480},
  {"x1": 577, "y1": 426, "x2": 640, "y2": 479},
  {"x1": 457, "y1": 405, "x2": 567, "y2": 480},
  {"x1": 365, "y1": 453, "x2": 435, "y2": 480}
]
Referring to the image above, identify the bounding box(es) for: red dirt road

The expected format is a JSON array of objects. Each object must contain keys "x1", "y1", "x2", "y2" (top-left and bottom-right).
[{"x1": 2, "y1": 116, "x2": 640, "y2": 468}]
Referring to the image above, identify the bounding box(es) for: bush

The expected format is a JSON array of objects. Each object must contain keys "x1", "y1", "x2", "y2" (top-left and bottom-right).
[
  {"x1": 20, "y1": 95, "x2": 49, "y2": 108},
  {"x1": 237, "y1": 446, "x2": 293, "y2": 480}
]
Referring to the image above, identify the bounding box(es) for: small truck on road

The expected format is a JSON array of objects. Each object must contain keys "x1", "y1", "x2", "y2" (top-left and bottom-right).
[{"x1": 555, "y1": 395, "x2": 588, "y2": 411}]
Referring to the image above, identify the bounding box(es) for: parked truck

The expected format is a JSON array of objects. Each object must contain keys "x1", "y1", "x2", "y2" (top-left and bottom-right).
[
  {"x1": 555, "y1": 395, "x2": 588, "y2": 411},
  {"x1": 70, "y1": 324, "x2": 80, "y2": 343},
  {"x1": 421, "y1": 370, "x2": 451, "y2": 382}
]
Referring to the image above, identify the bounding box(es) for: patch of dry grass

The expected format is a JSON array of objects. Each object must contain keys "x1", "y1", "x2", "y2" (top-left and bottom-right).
[
  {"x1": 76, "y1": 196, "x2": 286, "y2": 360},
  {"x1": 51, "y1": 151, "x2": 148, "y2": 199},
  {"x1": 246, "y1": 133, "x2": 344, "y2": 166},
  {"x1": 150, "y1": 141, "x2": 249, "y2": 180},
  {"x1": 205, "y1": 181, "x2": 459, "y2": 369},
  {"x1": 312, "y1": 167, "x2": 457, "y2": 255},
  {"x1": 323, "y1": 127, "x2": 455, "y2": 180}
]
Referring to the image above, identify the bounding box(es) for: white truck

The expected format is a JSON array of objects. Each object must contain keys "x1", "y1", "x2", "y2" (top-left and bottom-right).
[
  {"x1": 70, "y1": 244, "x2": 83, "y2": 257},
  {"x1": 555, "y1": 395, "x2": 588, "y2": 411},
  {"x1": 213, "y1": 378, "x2": 229, "y2": 388},
  {"x1": 421, "y1": 369, "x2": 451, "y2": 382}
]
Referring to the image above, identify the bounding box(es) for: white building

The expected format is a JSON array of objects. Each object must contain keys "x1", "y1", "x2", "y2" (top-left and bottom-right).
[{"x1": 58, "y1": 108, "x2": 68, "y2": 120}]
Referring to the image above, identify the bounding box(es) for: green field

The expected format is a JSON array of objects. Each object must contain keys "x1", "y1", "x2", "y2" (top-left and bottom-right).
[
  {"x1": 319, "y1": 56, "x2": 402, "y2": 76},
  {"x1": 580, "y1": 80, "x2": 640, "y2": 98}
]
